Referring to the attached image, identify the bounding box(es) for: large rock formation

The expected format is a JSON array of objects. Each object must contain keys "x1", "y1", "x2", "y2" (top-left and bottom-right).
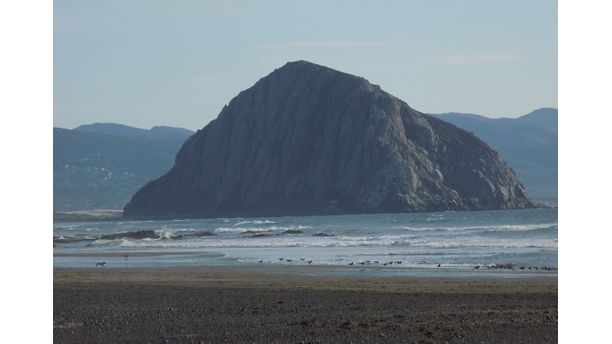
[{"x1": 124, "y1": 61, "x2": 532, "y2": 218}]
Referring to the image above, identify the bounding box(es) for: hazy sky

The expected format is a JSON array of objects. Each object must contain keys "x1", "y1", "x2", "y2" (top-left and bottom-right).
[{"x1": 54, "y1": 0, "x2": 557, "y2": 130}]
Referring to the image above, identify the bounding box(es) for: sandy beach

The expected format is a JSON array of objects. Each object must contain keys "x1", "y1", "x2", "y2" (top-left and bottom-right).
[{"x1": 54, "y1": 266, "x2": 557, "y2": 343}]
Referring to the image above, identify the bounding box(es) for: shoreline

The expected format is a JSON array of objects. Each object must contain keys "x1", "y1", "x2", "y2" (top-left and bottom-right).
[
  {"x1": 55, "y1": 265, "x2": 559, "y2": 285},
  {"x1": 53, "y1": 254, "x2": 559, "y2": 278},
  {"x1": 54, "y1": 263, "x2": 558, "y2": 279}
]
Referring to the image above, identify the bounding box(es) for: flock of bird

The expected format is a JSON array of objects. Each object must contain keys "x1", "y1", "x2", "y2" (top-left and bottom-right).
[
  {"x1": 273, "y1": 257, "x2": 313, "y2": 264},
  {"x1": 348, "y1": 260, "x2": 403, "y2": 266},
  {"x1": 472, "y1": 264, "x2": 557, "y2": 271},
  {"x1": 93, "y1": 256, "x2": 557, "y2": 272},
  {"x1": 271, "y1": 258, "x2": 403, "y2": 266},
  {"x1": 268, "y1": 259, "x2": 558, "y2": 272}
]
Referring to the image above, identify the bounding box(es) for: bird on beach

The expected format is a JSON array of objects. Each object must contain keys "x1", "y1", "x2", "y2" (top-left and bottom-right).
[
  {"x1": 307, "y1": 260, "x2": 312, "y2": 264},
  {"x1": 437, "y1": 264, "x2": 441, "y2": 268},
  {"x1": 258, "y1": 259, "x2": 263, "y2": 263},
  {"x1": 278, "y1": 257, "x2": 284, "y2": 261},
  {"x1": 286, "y1": 259, "x2": 292, "y2": 262},
  {"x1": 519, "y1": 266, "x2": 525, "y2": 270},
  {"x1": 300, "y1": 258, "x2": 305, "y2": 261},
  {"x1": 473, "y1": 265, "x2": 480, "y2": 269},
  {"x1": 95, "y1": 262, "x2": 106, "y2": 267},
  {"x1": 348, "y1": 262, "x2": 354, "y2": 266}
]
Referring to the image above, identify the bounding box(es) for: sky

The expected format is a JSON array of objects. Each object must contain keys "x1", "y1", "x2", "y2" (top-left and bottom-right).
[{"x1": 54, "y1": 0, "x2": 557, "y2": 131}]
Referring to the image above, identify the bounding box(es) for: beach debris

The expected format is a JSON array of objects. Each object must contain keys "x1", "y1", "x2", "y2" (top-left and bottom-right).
[
  {"x1": 300, "y1": 258, "x2": 305, "y2": 261},
  {"x1": 95, "y1": 262, "x2": 106, "y2": 267}
]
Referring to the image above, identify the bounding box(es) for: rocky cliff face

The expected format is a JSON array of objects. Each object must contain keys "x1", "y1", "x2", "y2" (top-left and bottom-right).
[{"x1": 124, "y1": 61, "x2": 532, "y2": 218}]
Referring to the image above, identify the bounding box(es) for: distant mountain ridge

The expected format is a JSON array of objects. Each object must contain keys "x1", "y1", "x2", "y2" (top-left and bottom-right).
[
  {"x1": 54, "y1": 124, "x2": 193, "y2": 212},
  {"x1": 432, "y1": 108, "x2": 557, "y2": 204},
  {"x1": 74, "y1": 123, "x2": 194, "y2": 140}
]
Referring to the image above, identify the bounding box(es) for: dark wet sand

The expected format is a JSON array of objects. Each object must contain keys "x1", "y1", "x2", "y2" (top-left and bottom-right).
[{"x1": 54, "y1": 267, "x2": 557, "y2": 343}]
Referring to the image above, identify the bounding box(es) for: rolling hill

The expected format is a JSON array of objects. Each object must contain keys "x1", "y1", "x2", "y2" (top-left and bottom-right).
[
  {"x1": 53, "y1": 124, "x2": 193, "y2": 211},
  {"x1": 432, "y1": 108, "x2": 557, "y2": 205}
]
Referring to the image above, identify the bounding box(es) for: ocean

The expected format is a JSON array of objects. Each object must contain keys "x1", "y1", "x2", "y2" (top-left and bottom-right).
[{"x1": 53, "y1": 208, "x2": 557, "y2": 277}]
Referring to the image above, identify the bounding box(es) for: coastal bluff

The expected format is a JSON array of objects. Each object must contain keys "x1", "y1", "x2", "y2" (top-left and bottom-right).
[{"x1": 124, "y1": 61, "x2": 532, "y2": 218}]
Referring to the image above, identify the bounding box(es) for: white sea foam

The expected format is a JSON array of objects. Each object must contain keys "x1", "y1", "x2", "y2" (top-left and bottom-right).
[
  {"x1": 214, "y1": 225, "x2": 311, "y2": 233},
  {"x1": 213, "y1": 227, "x2": 265, "y2": 233},
  {"x1": 54, "y1": 225, "x2": 79, "y2": 231},
  {"x1": 482, "y1": 224, "x2": 557, "y2": 232},
  {"x1": 411, "y1": 238, "x2": 557, "y2": 249},
  {"x1": 273, "y1": 225, "x2": 311, "y2": 230},
  {"x1": 400, "y1": 223, "x2": 557, "y2": 232},
  {"x1": 425, "y1": 214, "x2": 447, "y2": 222},
  {"x1": 170, "y1": 227, "x2": 199, "y2": 232},
  {"x1": 153, "y1": 229, "x2": 176, "y2": 239},
  {"x1": 234, "y1": 220, "x2": 276, "y2": 226},
  {"x1": 111, "y1": 233, "x2": 557, "y2": 249}
]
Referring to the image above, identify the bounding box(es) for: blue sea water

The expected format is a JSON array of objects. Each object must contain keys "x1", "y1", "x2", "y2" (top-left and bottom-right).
[{"x1": 53, "y1": 208, "x2": 557, "y2": 276}]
